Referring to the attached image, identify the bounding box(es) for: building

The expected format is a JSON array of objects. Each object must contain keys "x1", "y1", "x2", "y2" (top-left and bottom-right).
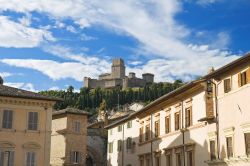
[
  {"x1": 87, "y1": 103, "x2": 144, "y2": 166},
  {"x1": 50, "y1": 108, "x2": 89, "y2": 166},
  {"x1": 0, "y1": 77, "x2": 60, "y2": 166},
  {"x1": 105, "y1": 52, "x2": 250, "y2": 166},
  {"x1": 84, "y1": 58, "x2": 154, "y2": 89}
]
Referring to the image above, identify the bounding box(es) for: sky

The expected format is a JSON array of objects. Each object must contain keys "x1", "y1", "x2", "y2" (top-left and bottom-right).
[{"x1": 0, "y1": 0, "x2": 249, "y2": 92}]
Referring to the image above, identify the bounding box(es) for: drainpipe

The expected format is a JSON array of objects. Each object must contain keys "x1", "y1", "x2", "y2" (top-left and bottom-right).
[
  {"x1": 122, "y1": 124, "x2": 125, "y2": 166},
  {"x1": 211, "y1": 80, "x2": 221, "y2": 160},
  {"x1": 150, "y1": 113, "x2": 153, "y2": 166},
  {"x1": 181, "y1": 100, "x2": 186, "y2": 166}
]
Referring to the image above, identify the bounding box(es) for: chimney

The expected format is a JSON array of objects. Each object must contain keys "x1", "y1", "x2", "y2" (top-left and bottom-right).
[
  {"x1": 207, "y1": 67, "x2": 215, "y2": 74},
  {"x1": 0, "y1": 76, "x2": 3, "y2": 85}
]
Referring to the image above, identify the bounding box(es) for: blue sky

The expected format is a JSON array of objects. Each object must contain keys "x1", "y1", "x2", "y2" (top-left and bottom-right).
[{"x1": 0, "y1": 0, "x2": 249, "y2": 92}]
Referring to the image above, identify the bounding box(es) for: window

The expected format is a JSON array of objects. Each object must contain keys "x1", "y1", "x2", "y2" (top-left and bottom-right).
[
  {"x1": 176, "y1": 153, "x2": 182, "y2": 166},
  {"x1": 28, "y1": 112, "x2": 38, "y2": 130},
  {"x1": 139, "y1": 127, "x2": 144, "y2": 142},
  {"x1": 70, "y1": 151, "x2": 81, "y2": 164},
  {"x1": 117, "y1": 140, "x2": 122, "y2": 152},
  {"x1": 187, "y1": 151, "x2": 194, "y2": 166},
  {"x1": 155, "y1": 156, "x2": 160, "y2": 166},
  {"x1": 108, "y1": 142, "x2": 113, "y2": 153},
  {"x1": 26, "y1": 152, "x2": 36, "y2": 166},
  {"x1": 73, "y1": 121, "x2": 80, "y2": 133},
  {"x1": 185, "y1": 108, "x2": 192, "y2": 128},
  {"x1": 127, "y1": 121, "x2": 132, "y2": 128},
  {"x1": 118, "y1": 125, "x2": 122, "y2": 132},
  {"x1": 226, "y1": 137, "x2": 233, "y2": 158},
  {"x1": 145, "y1": 155, "x2": 151, "y2": 166},
  {"x1": 154, "y1": 120, "x2": 160, "y2": 138},
  {"x1": 210, "y1": 140, "x2": 216, "y2": 160},
  {"x1": 140, "y1": 158, "x2": 144, "y2": 166},
  {"x1": 166, "y1": 153, "x2": 172, "y2": 166},
  {"x1": 224, "y1": 78, "x2": 231, "y2": 93},
  {"x1": 145, "y1": 124, "x2": 150, "y2": 141},
  {"x1": 0, "y1": 150, "x2": 14, "y2": 166},
  {"x1": 126, "y1": 137, "x2": 132, "y2": 149},
  {"x1": 109, "y1": 129, "x2": 113, "y2": 135},
  {"x1": 175, "y1": 112, "x2": 180, "y2": 131},
  {"x1": 239, "y1": 71, "x2": 247, "y2": 87},
  {"x1": 165, "y1": 115, "x2": 171, "y2": 134},
  {"x1": 245, "y1": 133, "x2": 250, "y2": 155},
  {"x1": 2, "y1": 110, "x2": 13, "y2": 129}
]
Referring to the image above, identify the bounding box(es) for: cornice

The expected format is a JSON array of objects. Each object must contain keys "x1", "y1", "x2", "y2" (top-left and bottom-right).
[{"x1": 0, "y1": 97, "x2": 54, "y2": 107}]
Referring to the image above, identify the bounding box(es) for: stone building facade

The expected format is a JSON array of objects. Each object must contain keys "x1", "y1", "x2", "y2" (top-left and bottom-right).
[
  {"x1": 50, "y1": 108, "x2": 89, "y2": 166},
  {"x1": 84, "y1": 58, "x2": 154, "y2": 89},
  {"x1": 105, "y1": 52, "x2": 250, "y2": 166},
  {"x1": 0, "y1": 77, "x2": 60, "y2": 166}
]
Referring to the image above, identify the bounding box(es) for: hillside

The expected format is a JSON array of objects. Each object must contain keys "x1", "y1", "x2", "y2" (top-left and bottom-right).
[{"x1": 39, "y1": 80, "x2": 184, "y2": 114}]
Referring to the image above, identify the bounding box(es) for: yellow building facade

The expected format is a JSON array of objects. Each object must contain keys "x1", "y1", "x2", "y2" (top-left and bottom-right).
[
  {"x1": 50, "y1": 108, "x2": 89, "y2": 166},
  {"x1": 0, "y1": 79, "x2": 59, "y2": 166}
]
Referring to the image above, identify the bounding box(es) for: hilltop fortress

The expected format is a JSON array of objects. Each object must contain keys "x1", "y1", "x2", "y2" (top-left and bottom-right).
[{"x1": 84, "y1": 58, "x2": 154, "y2": 89}]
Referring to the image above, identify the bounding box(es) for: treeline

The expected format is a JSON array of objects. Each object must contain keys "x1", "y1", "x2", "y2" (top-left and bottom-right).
[{"x1": 39, "y1": 80, "x2": 184, "y2": 113}]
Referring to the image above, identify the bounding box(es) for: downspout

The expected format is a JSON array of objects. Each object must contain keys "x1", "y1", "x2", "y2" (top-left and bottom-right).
[
  {"x1": 213, "y1": 80, "x2": 222, "y2": 160},
  {"x1": 150, "y1": 113, "x2": 153, "y2": 166},
  {"x1": 122, "y1": 123, "x2": 125, "y2": 166},
  {"x1": 181, "y1": 100, "x2": 185, "y2": 166}
]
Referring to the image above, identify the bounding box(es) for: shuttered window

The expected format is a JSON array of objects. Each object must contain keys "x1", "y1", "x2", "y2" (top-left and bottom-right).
[
  {"x1": 108, "y1": 142, "x2": 113, "y2": 153},
  {"x1": 140, "y1": 158, "x2": 144, "y2": 166},
  {"x1": 0, "y1": 151, "x2": 14, "y2": 166},
  {"x1": 224, "y1": 78, "x2": 231, "y2": 93},
  {"x1": 166, "y1": 154, "x2": 172, "y2": 166},
  {"x1": 155, "y1": 156, "x2": 160, "y2": 166},
  {"x1": 176, "y1": 153, "x2": 182, "y2": 166},
  {"x1": 210, "y1": 140, "x2": 216, "y2": 160},
  {"x1": 185, "y1": 108, "x2": 192, "y2": 128},
  {"x1": 2, "y1": 110, "x2": 13, "y2": 129},
  {"x1": 187, "y1": 151, "x2": 194, "y2": 166},
  {"x1": 118, "y1": 125, "x2": 122, "y2": 132},
  {"x1": 139, "y1": 127, "x2": 143, "y2": 142},
  {"x1": 145, "y1": 124, "x2": 150, "y2": 141},
  {"x1": 117, "y1": 140, "x2": 122, "y2": 152},
  {"x1": 70, "y1": 151, "x2": 81, "y2": 164},
  {"x1": 226, "y1": 137, "x2": 233, "y2": 158},
  {"x1": 165, "y1": 116, "x2": 170, "y2": 134},
  {"x1": 127, "y1": 121, "x2": 132, "y2": 128},
  {"x1": 126, "y1": 137, "x2": 132, "y2": 149},
  {"x1": 74, "y1": 121, "x2": 80, "y2": 133},
  {"x1": 175, "y1": 112, "x2": 180, "y2": 131},
  {"x1": 26, "y1": 152, "x2": 35, "y2": 166},
  {"x1": 28, "y1": 112, "x2": 38, "y2": 130},
  {"x1": 245, "y1": 133, "x2": 250, "y2": 155},
  {"x1": 238, "y1": 70, "x2": 250, "y2": 87},
  {"x1": 154, "y1": 120, "x2": 160, "y2": 138}
]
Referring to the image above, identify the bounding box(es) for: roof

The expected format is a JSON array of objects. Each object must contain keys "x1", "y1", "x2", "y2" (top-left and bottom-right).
[
  {"x1": 105, "y1": 52, "x2": 250, "y2": 129},
  {"x1": 105, "y1": 79, "x2": 204, "y2": 129},
  {"x1": 0, "y1": 84, "x2": 62, "y2": 101},
  {"x1": 204, "y1": 52, "x2": 250, "y2": 79},
  {"x1": 53, "y1": 107, "x2": 90, "y2": 116}
]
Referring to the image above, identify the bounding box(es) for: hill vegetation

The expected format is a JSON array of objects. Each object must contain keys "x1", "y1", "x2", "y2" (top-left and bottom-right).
[{"x1": 39, "y1": 80, "x2": 184, "y2": 114}]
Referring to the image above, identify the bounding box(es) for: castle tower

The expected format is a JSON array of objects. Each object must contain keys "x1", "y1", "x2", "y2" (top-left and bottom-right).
[
  {"x1": 142, "y1": 73, "x2": 154, "y2": 83},
  {"x1": 111, "y1": 58, "x2": 125, "y2": 79}
]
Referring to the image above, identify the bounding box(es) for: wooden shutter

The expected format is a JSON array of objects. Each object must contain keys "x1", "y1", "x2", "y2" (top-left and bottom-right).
[
  {"x1": 70, "y1": 151, "x2": 74, "y2": 163},
  {"x1": 245, "y1": 133, "x2": 250, "y2": 155},
  {"x1": 9, "y1": 151, "x2": 14, "y2": 166},
  {"x1": 0, "y1": 150, "x2": 4, "y2": 166},
  {"x1": 247, "y1": 68, "x2": 250, "y2": 83},
  {"x1": 238, "y1": 73, "x2": 242, "y2": 87}
]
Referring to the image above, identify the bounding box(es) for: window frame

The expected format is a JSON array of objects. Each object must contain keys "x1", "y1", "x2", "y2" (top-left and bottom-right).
[
  {"x1": 165, "y1": 115, "x2": 171, "y2": 134},
  {"x1": 27, "y1": 112, "x2": 39, "y2": 131},
  {"x1": 224, "y1": 78, "x2": 231, "y2": 93},
  {"x1": 174, "y1": 112, "x2": 180, "y2": 131},
  {"x1": 26, "y1": 151, "x2": 36, "y2": 166},
  {"x1": 73, "y1": 121, "x2": 81, "y2": 133},
  {"x1": 245, "y1": 133, "x2": 250, "y2": 156},
  {"x1": 154, "y1": 120, "x2": 160, "y2": 138},
  {"x1": 185, "y1": 107, "x2": 192, "y2": 128},
  {"x1": 2, "y1": 110, "x2": 13, "y2": 129}
]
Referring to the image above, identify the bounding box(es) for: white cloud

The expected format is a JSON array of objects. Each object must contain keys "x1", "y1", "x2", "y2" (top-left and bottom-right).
[
  {"x1": 48, "y1": 86, "x2": 60, "y2": 90},
  {"x1": 66, "y1": 25, "x2": 77, "y2": 33},
  {"x1": 0, "y1": 72, "x2": 12, "y2": 78},
  {"x1": 0, "y1": 16, "x2": 55, "y2": 48},
  {"x1": 0, "y1": 58, "x2": 110, "y2": 82},
  {"x1": 197, "y1": 0, "x2": 223, "y2": 6},
  {"x1": 80, "y1": 34, "x2": 97, "y2": 41},
  {"x1": 4, "y1": 82, "x2": 37, "y2": 92},
  {"x1": 0, "y1": 0, "x2": 240, "y2": 81}
]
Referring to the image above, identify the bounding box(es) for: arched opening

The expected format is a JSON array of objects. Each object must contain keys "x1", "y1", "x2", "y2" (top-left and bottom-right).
[{"x1": 86, "y1": 146, "x2": 101, "y2": 166}]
